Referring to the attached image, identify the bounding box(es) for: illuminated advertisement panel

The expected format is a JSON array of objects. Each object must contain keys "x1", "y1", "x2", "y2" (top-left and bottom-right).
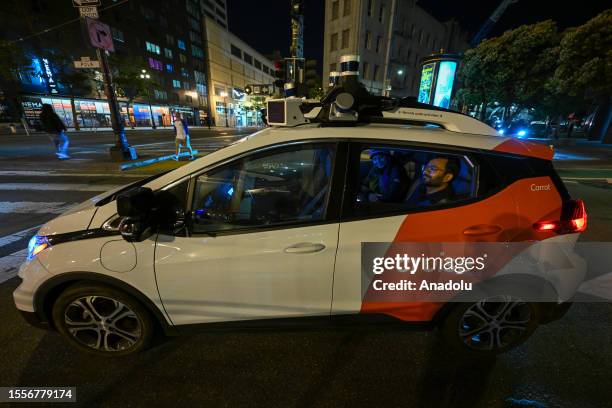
[
  {"x1": 417, "y1": 63, "x2": 436, "y2": 104},
  {"x1": 432, "y1": 61, "x2": 457, "y2": 109}
]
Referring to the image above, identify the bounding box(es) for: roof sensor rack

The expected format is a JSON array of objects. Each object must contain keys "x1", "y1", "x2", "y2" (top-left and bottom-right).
[{"x1": 266, "y1": 54, "x2": 499, "y2": 136}]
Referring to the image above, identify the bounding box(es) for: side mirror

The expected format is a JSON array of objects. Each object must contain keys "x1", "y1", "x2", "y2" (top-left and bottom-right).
[{"x1": 117, "y1": 187, "x2": 155, "y2": 242}]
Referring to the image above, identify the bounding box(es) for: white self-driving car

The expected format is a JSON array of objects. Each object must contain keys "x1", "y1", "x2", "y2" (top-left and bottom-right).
[{"x1": 14, "y1": 90, "x2": 586, "y2": 356}]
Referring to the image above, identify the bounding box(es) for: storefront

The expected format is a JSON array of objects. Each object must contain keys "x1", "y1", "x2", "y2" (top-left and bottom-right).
[{"x1": 22, "y1": 95, "x2": 196, "y2": 129}]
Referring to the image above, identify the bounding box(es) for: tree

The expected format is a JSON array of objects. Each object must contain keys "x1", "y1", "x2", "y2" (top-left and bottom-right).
[
  {"x1": 457, "y1": 20, "x2": 560, "y2": 124},
  {"x1": 550, "y1": 9, "x2": 612, "y2": 141},
  {"x1": 109, "y1": 54, "x2": 150, "y2": 128},
  {"x1": 0, "y1": 40, "x2": 32, "y2": 123},
  {"x1": 50, "y1": 52, "x2": 93, "y2": 131}
]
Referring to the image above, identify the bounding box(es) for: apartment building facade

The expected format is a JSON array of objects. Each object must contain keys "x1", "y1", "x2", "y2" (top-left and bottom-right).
[
  {"x1": 322, "y1": 0, "x2": 469, "y2": 98},
  {"x1": 204, "y1": 16, "x2": 276, "y2": 127}
]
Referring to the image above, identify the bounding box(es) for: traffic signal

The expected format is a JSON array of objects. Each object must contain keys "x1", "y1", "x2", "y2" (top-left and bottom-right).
[{"x1": 273, "y1": 60, "x2": 286, "y2": 89}]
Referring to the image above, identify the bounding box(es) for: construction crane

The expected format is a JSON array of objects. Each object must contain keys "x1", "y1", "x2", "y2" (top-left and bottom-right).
[{"x1": 470, "y1": 0, "x2": 520, "y2": 46}]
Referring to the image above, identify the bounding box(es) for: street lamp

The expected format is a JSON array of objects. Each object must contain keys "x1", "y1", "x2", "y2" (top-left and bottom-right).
[
  {"x1": 397, "y1": 69, "x2": 404, "y2": 75},
  {"x1": 140, "y1": 69, "x2": 156, "y2": 129},
  {"x1": 220, "y1": 91, "x2": 229, "y2": 127}
]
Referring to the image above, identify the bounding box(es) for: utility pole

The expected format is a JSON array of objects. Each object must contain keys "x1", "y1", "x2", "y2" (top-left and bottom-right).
[
  {"x1": 284, "y1": 0, "x2": 305, "y2": 96},
  {"x1": 470, "y1": 0, "x2": 520, "y2": 46}
]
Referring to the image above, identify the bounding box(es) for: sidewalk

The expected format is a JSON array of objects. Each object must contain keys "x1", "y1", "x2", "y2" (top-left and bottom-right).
[{"x1": 1, "y1": 125, "x2": 262, "y2": 137}]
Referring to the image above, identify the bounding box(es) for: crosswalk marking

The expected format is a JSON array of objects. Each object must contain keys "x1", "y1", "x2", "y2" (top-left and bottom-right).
[
  {"x1": 0, "y1": 249, "x2": 28, "y2": 284},
  {"x1": 0, "y1": 183, "x2": 120, "y2": 191},
  {"x1": 0, "y1": 202, "x2": 75, "y2": 214},
  {"x1": 0, "y1": 225, "x2": 40, "y2": 247}
]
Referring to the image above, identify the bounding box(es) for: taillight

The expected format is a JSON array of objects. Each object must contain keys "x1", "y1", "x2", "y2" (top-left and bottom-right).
[{"x1": 533, "y1": 199, "x2": 587, "y2": 234}]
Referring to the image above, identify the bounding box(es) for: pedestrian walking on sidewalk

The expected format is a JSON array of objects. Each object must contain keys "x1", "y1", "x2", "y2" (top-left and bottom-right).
[
  {"x1": 40, "y1": 104, "x2": 70, "y2": 159},
  {"x1": 173, "y1": 113, "x2": 194, "y2": 160}
]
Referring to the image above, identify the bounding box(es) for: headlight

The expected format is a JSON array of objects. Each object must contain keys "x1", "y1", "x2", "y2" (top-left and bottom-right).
[{"x1": 27, "y1": 235, "x2": 50, "y2": 261}]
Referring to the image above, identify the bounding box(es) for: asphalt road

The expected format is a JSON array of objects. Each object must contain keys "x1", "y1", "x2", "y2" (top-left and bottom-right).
[{"x1": 0, "y1": 130, "x2": 611, "y2": 407}]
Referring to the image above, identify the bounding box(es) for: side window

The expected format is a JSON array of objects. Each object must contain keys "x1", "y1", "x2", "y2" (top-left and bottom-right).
[
  {"x1": 191, "y1": 144, "x2": 335, "y2": 234},
  {"x1": 353, "y1": 145, "x2": 477, "y2": 216}
]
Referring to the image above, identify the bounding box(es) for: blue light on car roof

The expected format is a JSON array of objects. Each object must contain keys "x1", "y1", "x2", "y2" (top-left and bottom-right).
[
  {"x1": 498, "y1": 129, "x2": 505, "y2": 135},
  {"x1": 517, "y1": 130, "x2": 527, "y2": 137}
]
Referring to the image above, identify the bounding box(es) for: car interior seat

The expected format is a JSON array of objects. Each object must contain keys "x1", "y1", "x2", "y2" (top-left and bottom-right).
[{"x1": 450, "y1": 158, "x2": 475, "y2": 199}]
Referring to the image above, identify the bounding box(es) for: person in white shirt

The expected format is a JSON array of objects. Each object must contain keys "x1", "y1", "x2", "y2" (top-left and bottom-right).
[{"x1": 173, "y1": 113, "x2": 195, "y2": 160}]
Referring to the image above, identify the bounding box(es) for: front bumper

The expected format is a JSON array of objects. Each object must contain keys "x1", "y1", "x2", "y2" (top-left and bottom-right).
[{"x1": 18, "y1": 309, "x2": 52, "y2": 330}]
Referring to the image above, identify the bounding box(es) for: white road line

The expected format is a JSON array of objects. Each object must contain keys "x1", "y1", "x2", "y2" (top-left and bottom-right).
[
  {"x1": 0, "y1": 171, "x2": 145, "y2": 178},
  {"x1": 0, "y1": 249, "x2": 27, "y2": 284},
  {"x1": 0, "y1": 202, "x2": 75, "y2": 214},
  {"x1": 0, "y1": 225, "x2": 41, "y2": 248},
  {"x1": 579, "y1": 273, "x2": 612, "y2": 300},
  {"x1": 0, "y1": 183, "x2": 119, "y2": 191}
]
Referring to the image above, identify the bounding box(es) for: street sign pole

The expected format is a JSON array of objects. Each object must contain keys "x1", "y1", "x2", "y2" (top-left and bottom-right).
[
  {"x1": 81, "y1": 16, "x2": 136, "y2": 160},
  {"x1": 96, "y1": 48, "x2": 132, "y2": 159}
]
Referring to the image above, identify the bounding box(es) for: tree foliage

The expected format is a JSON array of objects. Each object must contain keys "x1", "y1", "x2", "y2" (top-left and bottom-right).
[
  {"x1": 109, "y1": 54, "x2": 152, "y2": 102},
  {"x1": 457, "y1": 20, "x2": 560, "y2": 120},
  {"x1": 551, "y1": 9, "x2": 612, "y2": 103}
]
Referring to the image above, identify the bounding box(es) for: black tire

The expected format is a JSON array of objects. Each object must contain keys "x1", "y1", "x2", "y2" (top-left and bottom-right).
[
  {"x1": 439, "y1": 283, "x2": 541, "y2": 357},
  {"x1": 52, "y1": 282, "x2": 155, "y2": 357}
]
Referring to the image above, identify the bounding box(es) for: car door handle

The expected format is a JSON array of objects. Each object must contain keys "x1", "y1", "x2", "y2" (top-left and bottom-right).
[
  {"x1": 463, "y1": 224, "x2": 503, "y2": 236},
  {"x1": 284, "y1": 243, "x2": 326, "y2": 254}
]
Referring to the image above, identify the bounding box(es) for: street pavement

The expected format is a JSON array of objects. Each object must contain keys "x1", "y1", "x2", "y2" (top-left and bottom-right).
[{"x1": 0, "y1": 131, "x2": 611, "y2": 407}]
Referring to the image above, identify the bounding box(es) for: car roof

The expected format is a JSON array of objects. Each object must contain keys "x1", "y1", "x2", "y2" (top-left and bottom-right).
[{"x1": 149, "y1": 123, "x2": 553, "y2": 190}]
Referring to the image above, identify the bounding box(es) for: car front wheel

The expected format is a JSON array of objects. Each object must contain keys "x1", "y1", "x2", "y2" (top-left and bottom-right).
[{"x1": 52, "y1": 283, "x2": 154, "y2": 356}]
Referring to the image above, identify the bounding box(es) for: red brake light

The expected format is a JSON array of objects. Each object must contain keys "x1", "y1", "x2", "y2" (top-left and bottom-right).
[{"x1": 533, "y1": 199, "x2": 587, "y2": 234}]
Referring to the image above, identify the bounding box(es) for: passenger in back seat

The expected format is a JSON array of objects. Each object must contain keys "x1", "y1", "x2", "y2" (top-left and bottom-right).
[{"x1": 360, "y1": 149, "x2": 409, "y2": 203}]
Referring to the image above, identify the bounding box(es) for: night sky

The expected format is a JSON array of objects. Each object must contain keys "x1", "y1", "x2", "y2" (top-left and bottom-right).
[{"x1": 227, "y1": 0, "x2": 610, "y2": 73}]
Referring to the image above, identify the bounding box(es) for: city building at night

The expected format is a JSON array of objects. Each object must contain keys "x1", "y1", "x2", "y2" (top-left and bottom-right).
[
  {"x1": 322, "y1": 0, "x2": 469, "y2": 98},
  {"x1": 201, "y1": 0, "x2": 228, "y2": 29},
  {"x1": 203, "y1": 16, "x2": 276, "y2": 127},
  {"x1": 1, "y1": 0, "x2": 211, "y2": 129}
]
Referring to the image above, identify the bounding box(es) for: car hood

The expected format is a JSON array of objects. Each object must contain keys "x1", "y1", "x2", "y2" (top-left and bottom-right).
[{"x1": 37, "y1": 185, "x2": 128, "y2": 236}]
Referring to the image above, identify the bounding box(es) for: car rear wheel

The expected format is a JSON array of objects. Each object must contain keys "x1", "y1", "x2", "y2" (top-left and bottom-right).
[
  {"x1": 440, "y1": 294, "x2": 539, "y2": 356},
  {"x1": 52, "y1": 283, "x2": 154, "y2": 356}
]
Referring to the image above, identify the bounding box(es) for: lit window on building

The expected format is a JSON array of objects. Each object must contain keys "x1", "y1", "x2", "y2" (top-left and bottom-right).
[
  {"x1": 173, "y1": 79, "x2": 181, "y2": 88},
  {"x1": 166, "y1": 64, "x2": 174, "y2": 72},
  {"x1": 146, "y1": 41, "x2": 161, "y2": 54},
  {"x1": 178, "y1": 40, "x2": 186, "y2": 50},
  {"x1": 192, "y1": 45, "x2": 204, "y2": 59},
  {"x1": 181, "y1": 67, "x2": 189, "y2": 77},
  {"x1": 148, "y1": 58, "x2": 163, "y2": 71},
  {"x1": 164, "y1": 48, "x2": 173, "y2": 58}
]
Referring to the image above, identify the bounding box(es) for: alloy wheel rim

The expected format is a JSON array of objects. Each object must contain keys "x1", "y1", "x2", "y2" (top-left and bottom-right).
[
  {"x1": 64, "y1": 296, "x2": 142, "y2": 352},
  {"x1": 458, "y1": 295, "x2": 532, "y2": 351}
]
